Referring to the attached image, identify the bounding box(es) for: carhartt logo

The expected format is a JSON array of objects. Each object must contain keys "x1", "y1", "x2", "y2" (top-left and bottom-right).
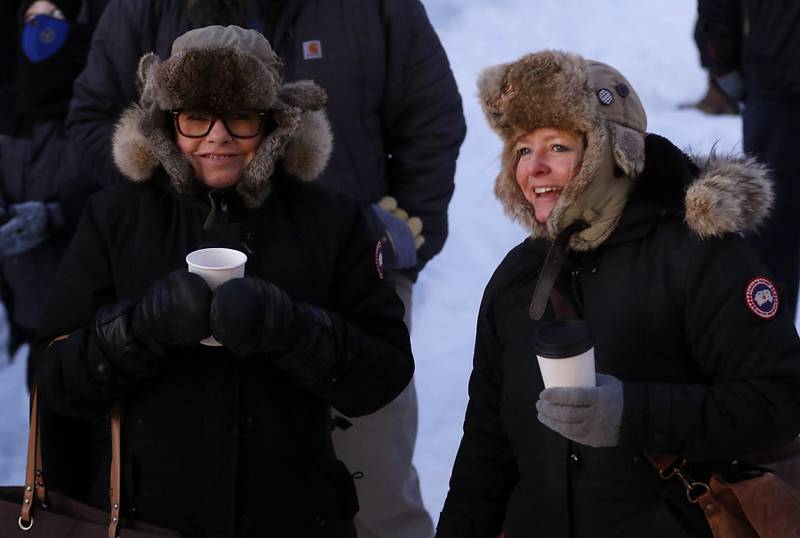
[{"x1": 303, "y1": 40, "x2": 323, "y2": 60}]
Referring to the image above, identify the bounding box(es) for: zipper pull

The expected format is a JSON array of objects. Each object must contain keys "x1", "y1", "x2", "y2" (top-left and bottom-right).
[
  {"x1": 203, "y1": 191, "x2": 218, "y2": 230},
  {"x1": 569, "y1": 268, "x2": 583, "y2": 314}
]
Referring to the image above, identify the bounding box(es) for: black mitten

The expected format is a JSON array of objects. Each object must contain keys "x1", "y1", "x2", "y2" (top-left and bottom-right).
[
  {"x1": 130, "y1": 269, "x2": 212, "y2": 355},
  {"x1": 210, "y1": 276, "x2": 297, "y2": 357}
]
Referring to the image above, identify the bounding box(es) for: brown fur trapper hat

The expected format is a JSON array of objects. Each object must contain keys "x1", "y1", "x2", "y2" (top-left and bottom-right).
[
  {"x1": 112, "y1": 25, "x2": 333, "y2": 208},
  {"x1": 479, "y1": 50, "x2": 647, "y2": 248}
]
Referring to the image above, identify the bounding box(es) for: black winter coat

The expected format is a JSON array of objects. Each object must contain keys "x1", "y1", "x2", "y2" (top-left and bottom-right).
[
  {"x1": 436, "y1": 136, "x2": 800, "y2": 538},
  {"x1": 33, "y1": 170, "x2": 414, "y2": 538},
  {"x1": 66, "y1": 0, "x2": 466, "y2": 273},
  {"x1": 696, "y1": 0, "x2": 800, "y2": 98}
]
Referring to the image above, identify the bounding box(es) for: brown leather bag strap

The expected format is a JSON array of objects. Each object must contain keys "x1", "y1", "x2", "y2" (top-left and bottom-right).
[
  {"x1": 20, "y1": 389, "x2": 41, "y2": 526},
  {"x1": 20, "y1": 389, "x2": 124, "y2": 537},
  {"x1": 108, "y1": 403, "x2": 122, "y2": 538},
  {"x1": 33, "y1": 399, "x2": 46, "y2": 505}
]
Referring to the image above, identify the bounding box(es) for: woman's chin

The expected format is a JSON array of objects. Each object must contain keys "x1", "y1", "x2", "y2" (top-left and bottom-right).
[
  {"x1": 199, "y1": 174, "x2": 240, "y2": 189},
  {"x1": 533, "y1": 204, "x2": 556, "y2": 224}
]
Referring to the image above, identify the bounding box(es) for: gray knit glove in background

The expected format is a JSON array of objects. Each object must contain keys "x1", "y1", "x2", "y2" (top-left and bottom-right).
[
  {"x1": 0, "y1": 201, "x2": 50, "y2": 258},
  {"x1": 536, "y1": 373, "x2": 624, "y2": 447}
]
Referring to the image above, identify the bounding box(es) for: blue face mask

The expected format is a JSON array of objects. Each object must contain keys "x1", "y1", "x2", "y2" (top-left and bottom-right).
[{"x1": 21, "y1": 14, "x2": 71, "y2": 63}]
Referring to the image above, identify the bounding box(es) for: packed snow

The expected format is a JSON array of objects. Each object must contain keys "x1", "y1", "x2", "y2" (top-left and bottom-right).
[{"x1": 0, "y1": 0, "x2": 750, "y2": 528}]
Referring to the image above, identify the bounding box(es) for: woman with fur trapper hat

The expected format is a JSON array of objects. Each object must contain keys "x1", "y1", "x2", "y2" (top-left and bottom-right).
[
  {"x1": 435, "y1": 50, "x2": 800, "y2": 538},
  {"x1": 32, "y1": 26, "x2": 413, "y2": 538}
]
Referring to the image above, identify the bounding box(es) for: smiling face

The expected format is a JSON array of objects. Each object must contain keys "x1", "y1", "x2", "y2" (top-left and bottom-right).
[
  {"x1": 176, "y1": 116, "x2": 264, "y2": 189},
  {"x1": 514, "y1": 127, "x2": 584, "y2": 224}
]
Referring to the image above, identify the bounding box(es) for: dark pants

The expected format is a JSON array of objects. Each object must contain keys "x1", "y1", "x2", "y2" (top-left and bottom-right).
[{"x1": 743, "y1": 98, "x2": 800, "y2": 320}]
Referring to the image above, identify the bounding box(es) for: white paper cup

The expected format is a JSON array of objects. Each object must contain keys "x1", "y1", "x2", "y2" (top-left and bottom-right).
[
  {"x1": 186, "y1": 248, "x2": 247, "y2": 346},
  {"x1": 537, "y1": 348, "x2": 596, "y2": 388},
  {"x1": 533, "y1": 320, "x2": 596, "y2": 388}
]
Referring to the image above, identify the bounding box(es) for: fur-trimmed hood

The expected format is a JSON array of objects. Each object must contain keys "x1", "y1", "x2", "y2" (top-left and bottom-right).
[
  {"x1": 111, "y1": 25, "x2": 333, "y2": 208},
  {"x1": 622, "y1": 134, "x2": 773, "y2": 240},
  {"x1": 684, "y1": 151, "x2": 773, "y2": 239}
]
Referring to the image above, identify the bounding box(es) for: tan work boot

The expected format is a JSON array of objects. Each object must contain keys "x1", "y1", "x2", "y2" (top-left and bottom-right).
[{"x1": 679, "y1": 74, "x2": 740, "y2": 115}]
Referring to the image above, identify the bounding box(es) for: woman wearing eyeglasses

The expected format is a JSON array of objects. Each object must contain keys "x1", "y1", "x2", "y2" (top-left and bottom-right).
[{"x1": 32, "y1": 25, "x2": 413, "y2": 538}]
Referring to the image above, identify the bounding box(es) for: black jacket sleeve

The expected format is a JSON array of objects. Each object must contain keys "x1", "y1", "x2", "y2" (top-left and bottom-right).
[
  {"x1": 436, "y1": 277, "x2": 519, "y2": 538},
  {"x1": 66, "y1": 0, "x2": 149, "y2": 186},
  {"x1": 293, "y1": 202, "x2": 415, "y2": 417},
  {"x1": 620, "y1": 234, "x2": 800, "y2": 460},
  {"x1": 31, "y1": 195, "x2": 152, "y2": 417},
  {"x1": 380, "y1": 0, "x2": 466, "y2": 271},
  {"x1": 695, "y1": 0, "x2": 743, "y2": 75}
]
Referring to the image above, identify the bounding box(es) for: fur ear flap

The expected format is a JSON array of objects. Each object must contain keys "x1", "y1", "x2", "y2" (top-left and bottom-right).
[
  {"x1": 277, "y1": 80, "x2": 328, "y2": 111},
  {"x1": 137, "y1": 53, "x2": 161, "y2": 105},
  {"x1": 282, "y1": 109, "x2": 333, "y2": 181},
  {"x1": 609, "y1": 124, "x2": 646, "y2": 178},
  {"x1": 112, "y1": 104, "x2": 159, "y2": 182}
]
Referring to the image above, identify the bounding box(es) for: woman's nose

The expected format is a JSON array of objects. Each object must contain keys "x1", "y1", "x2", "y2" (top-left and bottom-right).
[
  {"x1": 206, "y1": 118, "x2": 232, "y2": 143},
  {"x1": 525, "y1": 152, "x2": 549, "y2": 176}
]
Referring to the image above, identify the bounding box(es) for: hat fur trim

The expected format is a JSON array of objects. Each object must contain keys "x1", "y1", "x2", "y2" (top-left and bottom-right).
[{"x1": 154, "y1": 46, "x2": 279, "y2": 113}]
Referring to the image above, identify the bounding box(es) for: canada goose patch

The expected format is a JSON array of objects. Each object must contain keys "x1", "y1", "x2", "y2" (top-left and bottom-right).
[{"x1": 746, "y1": 277, "x2": 779, "y2": 319}]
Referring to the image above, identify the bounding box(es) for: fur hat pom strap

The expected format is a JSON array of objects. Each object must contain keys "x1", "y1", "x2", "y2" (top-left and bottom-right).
[{"x1": 529, "y1": 219, "x2": 589, "y2": 320}]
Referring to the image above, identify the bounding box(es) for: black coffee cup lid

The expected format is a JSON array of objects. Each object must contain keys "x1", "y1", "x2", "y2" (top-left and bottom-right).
[{"x1": 533, "y1": 319, "x2": 594, "y2": 358}]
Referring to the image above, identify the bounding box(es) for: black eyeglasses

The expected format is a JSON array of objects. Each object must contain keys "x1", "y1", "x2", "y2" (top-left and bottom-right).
[{"x1": 171, "y1": 110, "x2": 267, "y2": 139}]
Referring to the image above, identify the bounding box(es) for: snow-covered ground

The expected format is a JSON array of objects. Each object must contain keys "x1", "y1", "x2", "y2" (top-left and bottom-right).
[{"x1": 0, "y1": 0, "x2": 746, "y2": 528}]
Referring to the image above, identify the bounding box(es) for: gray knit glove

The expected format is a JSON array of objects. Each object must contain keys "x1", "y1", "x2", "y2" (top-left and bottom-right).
[
  {"x1": 0, "y1": 201, "x2": 49, "y2": 257},
  {"x1": 536, "y1": 373, "x2": 624, "y2": 447}
]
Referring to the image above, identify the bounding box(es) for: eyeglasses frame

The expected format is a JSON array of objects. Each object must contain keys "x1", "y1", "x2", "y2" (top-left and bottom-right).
[{"x1": 170, "y1": 110, "x2": 268, "y2": 139}]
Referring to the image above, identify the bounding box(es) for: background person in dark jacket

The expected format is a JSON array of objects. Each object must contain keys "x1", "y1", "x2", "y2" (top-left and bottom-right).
[
  {"x1": 0, "y1": 0, "x2": 106, "y2": 361},
  {"x1": 696, "y1": 0, "x2": 800, "y2": 320},
  {"x1": 34, "y1": 26, "x2": 414, "y2": 538},
  {"x1": 65, "y1": 1, "x2": 465, "y2": 536},
  {"x1": 435, "y1": 50, "x2": 800, "y2": 538}
]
